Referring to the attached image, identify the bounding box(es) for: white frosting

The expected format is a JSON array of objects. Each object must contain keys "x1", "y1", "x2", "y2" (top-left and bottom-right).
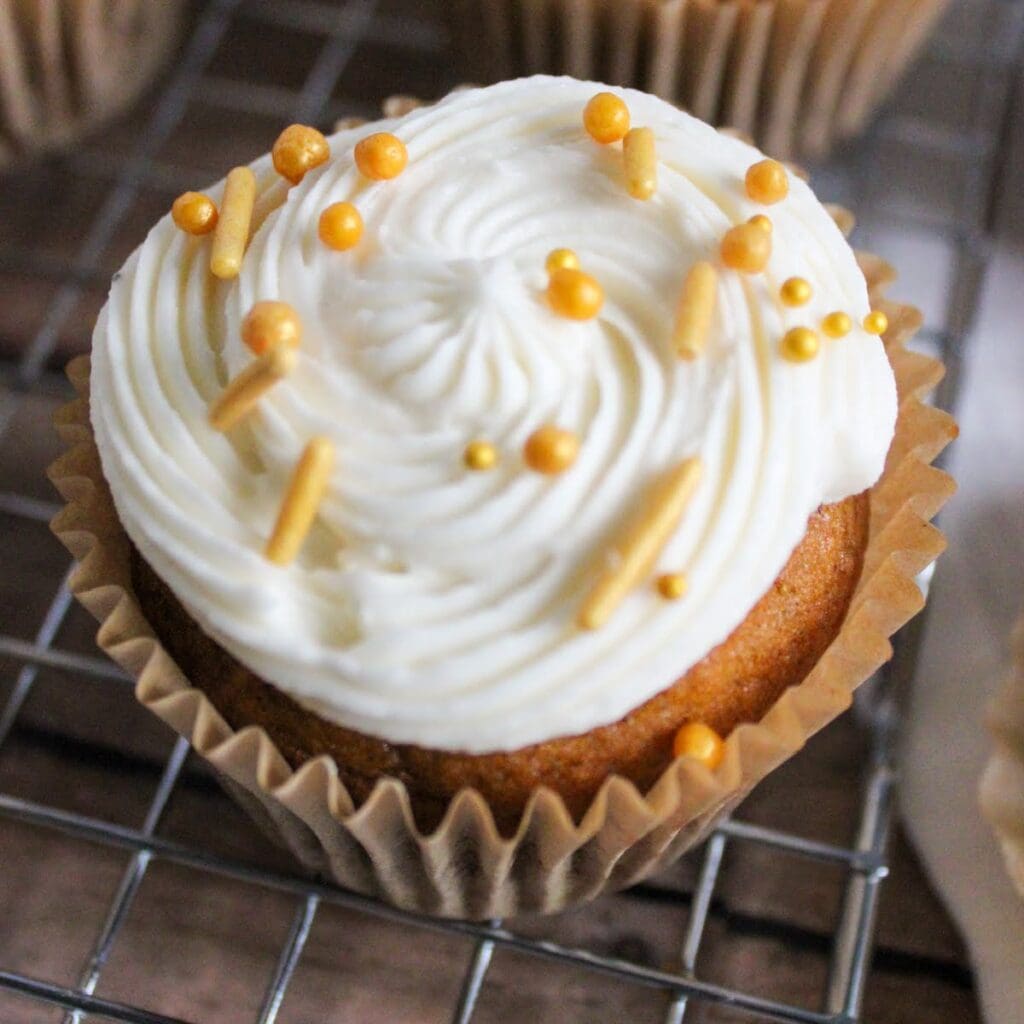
[{"x1": 90, "y1": 77, "x2": 896, "y2": 754}]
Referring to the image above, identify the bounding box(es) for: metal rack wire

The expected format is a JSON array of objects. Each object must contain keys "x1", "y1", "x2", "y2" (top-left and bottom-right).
[{"x1": 0, "y1": 1, "x2": 1020, "y2": 1021}]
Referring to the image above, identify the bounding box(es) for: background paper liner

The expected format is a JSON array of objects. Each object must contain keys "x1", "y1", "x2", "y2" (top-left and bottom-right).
[
  {"x1": 49, "y1": 258, "x2": 956, "y2": 919},
  {"x1": 0, "y1": 0, "x2": 182, "y2": 167},
  {"x1": 448, "y1": 0, "x2": 951, "y2": 160},
  {"x1": 981, "y1": 617, "x2": 1024, "y2": 901}
]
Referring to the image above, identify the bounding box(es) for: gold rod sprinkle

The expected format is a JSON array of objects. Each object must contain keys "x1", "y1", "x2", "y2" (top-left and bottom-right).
[
  {"x1": 210, "y1": 166, "x2": 257, "y2": 280},
  {"x1": 208, "y1": 345, "x2": 296, "y2": 432},
  {"x1": 265, "y1": 437, "x2": 334, "y2": 566},
  {"x1": 623, "y1": 127, "x2": 657, "y2": 200},
  {"x1": 578, "y1": 457, "x2": 703, "y2": 630},
  {"x1": 672, "y1": 261, "x2": 717, "y2": 360}
]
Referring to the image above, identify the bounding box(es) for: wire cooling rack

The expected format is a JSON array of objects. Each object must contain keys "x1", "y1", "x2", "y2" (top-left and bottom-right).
[{"x1": 0, "y1": 1, "x2": 1021, "y2": 1021}]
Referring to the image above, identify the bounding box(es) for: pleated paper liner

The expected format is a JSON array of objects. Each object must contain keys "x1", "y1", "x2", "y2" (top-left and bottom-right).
[
  {"x1": 981, "y1": 618, "x2": 1024, "y2": 901},
  {"x1": 0, "y1": 0, "x2": 182, "y2": 167},
  {"x1": 49, "y1": 257, "x2": 955, "y2": 919},
  {"x1": 447, "y1": 0, "x2": 951, "y2": 160}
]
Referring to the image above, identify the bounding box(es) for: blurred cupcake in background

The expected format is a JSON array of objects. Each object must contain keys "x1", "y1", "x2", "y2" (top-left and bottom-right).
[
  {"x1": 0, "y1": 0, "x2": 182, "y2": 168},
  {"x1": 447, "y1": 0, "x2": 952, "y2": 159},
  {"x1": 982, "y1": 618, "x2": 1024, "y2": 901}
]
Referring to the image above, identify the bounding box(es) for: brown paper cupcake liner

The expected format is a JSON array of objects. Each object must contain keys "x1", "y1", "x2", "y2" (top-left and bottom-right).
[
  {"x1": 49, "y1": 255, "x2": 955, "y2": 918},
  {"x1": 980, "y1": 618, "x2": 1024, "y2": 900},
  {"x1": 448, "y1": 0, "x2": 951, "y2": 160},
  {"x1": 0, "y1": 0, "x2": 182, "y2": 167}
]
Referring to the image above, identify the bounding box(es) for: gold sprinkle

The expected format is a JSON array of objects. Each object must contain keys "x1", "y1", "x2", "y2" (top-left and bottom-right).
[
  {"x1": 672, "y1": 261, "x2": 717, "y2": 360},
  {"x1": 863, "y1": 310, "x2": 889, "y2": 335},
  {"x1": 720, "y1": 222, "x2": 771, "y2": 273},
  {"x1": 210, "y1": 166, "x2": 256, "y2": 280},
  {"x1": 464, "y1": 440, "x2": 499, "y2": 471},
  {"x1": 583, "y1": 92, "x2": 631, "y2": 144},
  {"x1": 745, "y1": 159, "x2": 788, "y2": 205},
  {"x1": 241, "y1": 301, "x2": 302, "y2": 356},
  {"x1": 172, "y1": 192, "x2": 218, "y2": 235},
  {"x1": 524, "y1": 425, "x2": 579, "y2": 475},
  {"x1": 779, "y1": 277, "x2": 812, "y2": 307},
  {"x1": 748, "y1": 214, "x2": 772, "y2": 234},
  {"x1": 208, "y1": 346, "x2": 296, "y2": 432},
  {"x1": 822, "y1": 311, "x2": 852, "y2": 339},
  {"x1": 780, "y1": 326, "x2": 820, "y2": 363},
  {"x1": 657, "y1": 572, "x2": 688, "y2": 600},
  {"x1": 673, "y1": 722, "x2": 724, "y2": 767},
  {"x1": 578, "y1": 457, "x2": 703, "y2": 630},
  {"x1": 265, "y1": 437, "x2": 334, "y2": 566},
  {"x1": 623, "y1": 127, "x2": 657, "y2": 200},
  {"x1": 546, "y1": 248, "x2": 580, "y2": 275},
  {"x1": 272, "y1": 124, "x2": 330, "y2": 186},
  {"x1": 547, "y1": 268, "x2": 604, "y2": 320}
]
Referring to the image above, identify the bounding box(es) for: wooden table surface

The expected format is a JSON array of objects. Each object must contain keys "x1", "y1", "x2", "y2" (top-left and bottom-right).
[{"x1": 0, "y1": 1, "x2": 981, "y2": 1021}]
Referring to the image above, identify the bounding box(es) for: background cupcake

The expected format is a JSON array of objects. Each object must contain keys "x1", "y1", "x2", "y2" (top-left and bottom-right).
[
  {"x1": 447, "y1": 0, "x2": 952, "y2": 159},
  {"x1": 0, "y1": 0, "x2": 182, "y2": 167}
]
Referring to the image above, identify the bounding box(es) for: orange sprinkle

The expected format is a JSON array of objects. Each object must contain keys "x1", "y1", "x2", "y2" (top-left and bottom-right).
[
  {"x1": 354, "y1": 132, "x2": 408, "y2": 180},
  {"x1": 547, "y1": 268, "x2": 604, "y2": 320},
  {"x1": 673, "y1": 722, "x2": 724, "y2": 769},
  {"x1": 583, "y1": 92, "x2": 631, "y2": 144},
  {"x1": 745, "y1": 159, "x2": 789, "y2": 205},
  {"x1": 720, "y1": 222, "x2": 771, "y2": 273},
  {"x1": 318, "y1": 202, "x2": 364, "y2": 250},
  {"x1": 241, "y1": 301, "x2": 302, "y2": 356},
  {"x1": 272, "y1": 124, "x2": 330, "y2": 185},
  {"x1": 523, "y1": 425, "x2": 579, "y2": 475},
  {"x1": 172, "y1": 192, "x2": 218, "y2": 235}
]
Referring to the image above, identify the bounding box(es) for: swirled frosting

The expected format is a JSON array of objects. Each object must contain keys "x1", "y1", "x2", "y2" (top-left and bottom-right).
[{"x1": 91, "y1": 76, "x2": 897, "y2": 753}]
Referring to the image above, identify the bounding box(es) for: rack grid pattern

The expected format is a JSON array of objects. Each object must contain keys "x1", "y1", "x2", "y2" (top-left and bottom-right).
[{"x1": 0, "y1": 1, "x2": 1021, "y2": 1021}]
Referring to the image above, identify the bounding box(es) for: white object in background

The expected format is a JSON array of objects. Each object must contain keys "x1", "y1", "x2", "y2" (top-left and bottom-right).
[{"x1": 903, "y1": 247, "x2": 1024, "y2": 1023}]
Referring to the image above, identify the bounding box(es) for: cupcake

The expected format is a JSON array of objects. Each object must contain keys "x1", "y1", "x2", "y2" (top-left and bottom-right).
[
  {"x1": 52, "y1": 77, "x2": 955, "y2": 917},
  {"x1": 0, "y1": 0, "x2": 181, "y2": 166},
  {"x1": 448, "y1": 0, "x2": 952, "y2": 159},
  {"x1": 981, "y1": 619, "x2": 1024, "y2": 900}
]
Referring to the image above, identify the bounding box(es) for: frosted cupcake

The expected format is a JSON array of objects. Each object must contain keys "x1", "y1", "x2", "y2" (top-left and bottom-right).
[
  {"x1": 54, "y1": 77, "x2": 954, "y2": 915},
  {"x1": 0, "y1": 0, "x2": 181, "y2": 166},
  {"x1": 448, "y1": 0, "x2": 952, "y2": 158}
]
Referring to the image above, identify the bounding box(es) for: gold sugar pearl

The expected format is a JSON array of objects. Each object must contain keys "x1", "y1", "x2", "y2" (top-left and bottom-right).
[
  {"x1": 464, "y1": 440, "x2": 499, "y2": 471},
  {"x1": 747, "y1": 213, "x2": 773, "y2": 234},
  {"x1": 780, "y1": 326, "x2": 820, "y2": 363},
  {"x1": 547, "y1": 267, "x2": 604, "y2": 320},
  {"x1": 673, "y1": 722, "x2": 725, "y2": 769},
  {"x1": 779, "y1": 277, "x2": 812, "y2": 307},
  {"x1": 318, "y1": 202, "x2": 364, "y2": 250},
  {"x1": 354, "y1": 132, "x2": 408, "y2": 180},
  {"x1": 623, "y1": 126, "x2": 657, "y2": 200},
  {"x1": 863, "y1": 310, "x2": 889, "y2": 335},
  {"x1": 745, "y1": 158, "x2": 789, "y2": 205},
  {"x1": 171, "y1": 192, "x2": 218, "y2": 235},
  {"x1": 524, "y1": 425, "x2": 579, "y2": 475},
  {"x1": 720, "y1": 222, "x2": 772, "y2": 273},
  {"x1": 822, "y1": 311, "x2": 852, "y2": 339},
  {"x1": 272, "y1": 124, "x2": 330, "y2": 186},
  {"x1": 583, "y1": 91, "x2": 631, "y2": 144},
  {"x1": 546, "y1": 248, "x2": 580, "y2": 275},
  {"x1": 242, "y1": 301, "x2": 302, "y2": 356},
  {"x1": 657, "y1": 572, "x2": 688, "y2": 601}
]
